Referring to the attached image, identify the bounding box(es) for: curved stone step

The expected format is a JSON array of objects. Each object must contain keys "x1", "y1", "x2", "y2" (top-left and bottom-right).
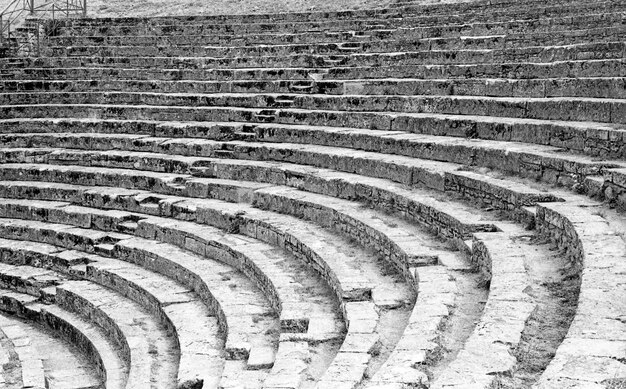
[
  {"x1": 0, "y1": 132, "x2": 581, "y2": 214},
  {"x1": 0, "y1": 313, "x2": 47, "y2": 389},
  {"x1": 0, "y1": 261, "x2": 181, "y2": 388},
  {"x1": 0, "y1": 170, "x2": 550, "y2": 272},
  {"x1": 0, "y1": 321, "x2": 22, "y2": 388},
  {"x1": 0, "y1": 171, "x2": 562, "y2": 386},
  {"x1": 0, "y1": 236, "x2": 225, "y2": 389},
  {"x1": 2, "y1": 101, "x2": 625, "y2": 139},
  {"x1": 6, "y1": 59, "x2": 624, "y2": 83},
  {"x1": 12, "y1": 273, "x2": 179, "y2": 389},
  {"x1": 321, "y1": 59, "x2": 626, "y2": 81},
  {"x1": 363, "y1": 265, "x2": 457, "y2": 388},
  {"x1": 0, "y1": 176, "x2": 502, "y2": 382},
  {"x1": 0, "y1": 197, "x2": 419, "y2": 388},
  {"x1": 229, "y1": 122, "x2": 624, "y2": 174},
  {"x1": 2, "y1": 113, "x2": 626, "y2": 159},
  {"x1": 0, "y1": 198, "x2": 416, "y2": 386},
  {"x1": 48, "y1": 0, "x2": 624, "y2": 35},
  {"x1": 0, "y1": 141, "x2": 455, "y2": 192},
  {"x1": 0, "y1": 199, "x2": 354, "y2": 386},
  {"x1": 2, "y1": 76, "x2": 625, "y2": 99},
  {"x1": 534, "y1": 202, "x2": 626, "y2": 388},
  {"x1": 45, "y1": 26, "x2": 626, "y2": 58},
  {"x1": 0, "y1": 214, "x2": 280, "y2": 370},
  {"x1": 0, "y1": 161, "x2": 498, "y2": 240},
  {"x1": 0, "y1": 288, "x2": 128, "y2": 389},
  {"x1": 0, "y1": 196, "x2": 413, "y2": 308},
  {"x1": 432, "y1": 226, "x2": 537, "y2": 388},
  {"x1": 3, "y1": 40, "x2": 623, "y2": 69},
  {"x1": 0, "y1": 217, "x2": 343, "y2": 388},
  {"x1": 252, "y1": 185, "x2": 457, "y2": 275},
  {"x1": 45, "y1": 12, "x2": 626, "y2": 47},
  {"x1": 0, "y1": 187, "x2": 342, "y2": 336},
  {"x1": 2, "y1": 91, "x2": 624, "y2": 126},
  {"x1": 0, "y1": 178, "x2": 589, "y2": 386},
  {"x1": 0, "y1": 124, "x2": 594, "y2": 195}
]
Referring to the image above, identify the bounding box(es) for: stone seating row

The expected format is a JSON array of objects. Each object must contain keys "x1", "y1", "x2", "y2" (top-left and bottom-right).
[
  {"x1": 45, "y1": 26, "x2": 626, "y2": 58},
  {"x1": 4, "y1": 40, "x2": 622, "y2": 69},
  {"x1": 0, "y1": 174, "x2": 540, "y2": 383},
  {"x1": 4, "y1": 58, "x2": 622, "y2": 85},
  {"x1": 2, "y1": 76, "x2": 625, "y2": 99},
  {"x1": 1, "y1": 92, "x2": 623, "y2": 125},
  {"x1": 52, "y1": 0, "x2": 623, "y2": 31},
  {"x1": 0, "y1": 151, "x2": 620, "y2": 384},
  {"x1": 2, "y1": 103, "x2": 626, "y2": 162},
  {"x1": 0, "y1": 287, "x2": 128, "y2": 388},
  {"x1": 0, "y1": 206, "x2": 339, "y2": 387},
  {"x1": 0, "y1": 196, "x2": 415, "y2": 388},
  {"x1": 46, "y1": 11, "x2": 625, "y2": 46},
  {"x1": 46, "y1": 14, "x2": 625, "y2": 48}
]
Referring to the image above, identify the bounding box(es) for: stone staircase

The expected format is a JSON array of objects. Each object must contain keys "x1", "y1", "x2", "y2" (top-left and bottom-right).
[{"x1": 0, "y1": 0, "x2": 624, "y2": 388}]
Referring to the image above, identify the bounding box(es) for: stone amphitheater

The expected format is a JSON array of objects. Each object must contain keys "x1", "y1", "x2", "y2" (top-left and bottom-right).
[{"x1": 0, "y1": 0, "x2": 624, "y2": 388}]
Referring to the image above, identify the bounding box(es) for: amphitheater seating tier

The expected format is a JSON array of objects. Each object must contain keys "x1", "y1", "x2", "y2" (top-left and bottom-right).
[{"x1": 0, "y1": 0, "x2": 624, "y2": 388}]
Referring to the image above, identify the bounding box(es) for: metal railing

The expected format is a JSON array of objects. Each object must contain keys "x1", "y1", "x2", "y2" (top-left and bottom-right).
[{"x1": 0, "y1": 0, "x2": 86, "y2": 56}]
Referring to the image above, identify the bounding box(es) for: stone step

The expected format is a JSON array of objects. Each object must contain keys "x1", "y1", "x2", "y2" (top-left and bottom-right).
[
  {"x1": 534, "y1": 202, "x2": 626, "y2": 388},
  {"x1": 263, "y1": 341, "x2": 310, "y2": 388},
  {"x1": 250, "y1": 186, "x2": 475, "y2": 388},
  {"x1": 125, "y1": 217, "x2": 343, "y2": 337},
  {"x1": 338, "y1": 76, "x2": 626, "y2": 99},
  {"x1": 2, "y1": 76, "x2": 625, "y2": 99},
  {"x1": 56, "y1": 16, "x2": 623, "y2": 47},
  {"x1": 129, "y1": 205, "x2": 415, "y2": 310},
  {"x1": 0, "y1": 137, "x2": 459, "y2": 187},
  {"x1": 0, "y1": 288, "x2": 128, "y2": 389},
  {"x1": 0, "y1": 129, "x2": 609, "y2": 203},
  {"x1": 0, "y1": 310, "x2": 103, "y2": 389},
  {"x1": 124, "y1": 217, "x2": 344, "y2": 384},
  {"x1": 2, "y1": 180, "x2": 316, "y2": 322},
  {"x1": 362, "y1": 265, "x2": 458, "y2": 388},
  {"x1": 50, "y1": 0, "x2": 624, "y2": 33},
  {"x1": 0, "y1": 193, "x2": 415, "y2": 311},
  {"x1": 0, "y1": 312, "x2": 47, "y2": 389},
  {"x1": 3, "y1": 41, "x2": 624, "y2": 69},
  {"x1": 88, "y1": 237, "x2": 280, "y2": 371},
  {"x1": 0, "y1": 236, "x2": 226, "y2": 388},
  {"x1": 432, "y1": 228, "x2": 537, "y2": 388},
  {"x1": 227, "y1": 123, "x2": 620, "y2": 183},
  {"x1": 0, "y1": 151, "x2": 492, "y2": 236},
  {"x1": 0, "y1": 156, "x2": 497, "y2": 244},
  {"x1": 44, "y1": 26, "x2": 626, "y2": 58},
  {"x1": 1, "y1": 104, "x2": 625, "y2": 159},
  {"x1": 1, "y1": 89, "x2": 624, "y2": 126},
  {"x1": 252, "y1": 185, "x2": 474, "y2": 274},
  {"x1": 0, "y1": 212, "x2": 346, "y2": 385},
  {"x1": 0, "y1": 213, "x2": 280, "y2": 371},
  {"x1": 6, "y1": 59, "x2": 624, "y2": 83},
  {"x1": 53, "y1": 280, "x2": 175, "y2": 389},
  {"x1": 0, "y1": 262, "x2": 66, "y2": 301},
  {"x1": 321, "y1": 59, "x2": 626, "y2": 81},
  {"x1": 1, "y1": 147, "x2": 555, "y2": 231},
  {"x1": 0, "y1": 165, "x2": 498, "y2": 260},
  {"x1": 0, "y1": 197, "x2": 426, "y2": 385},
  {"x1": 46, "y1": 12, "x2": 625, "y2": 46},
  {"x1": 0, "y1": 322, "x2": 21, "y2": 387}
]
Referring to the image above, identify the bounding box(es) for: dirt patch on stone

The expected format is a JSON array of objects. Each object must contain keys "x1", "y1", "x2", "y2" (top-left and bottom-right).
[
  {"x1": 493, "y1": 238, "x2": 580, "y2": 389},
  {"x1": 426, "y1": 266, "x2": 489, "y2": 381}
]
